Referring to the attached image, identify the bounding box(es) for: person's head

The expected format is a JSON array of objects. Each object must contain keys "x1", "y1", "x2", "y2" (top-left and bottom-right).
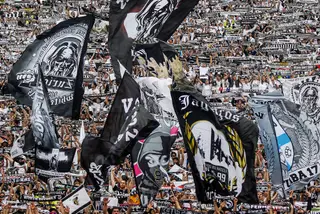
[
  {"x1": 297, "y1": 208, "x2": 305, "y2": 214},
  {"x1": 256, "y1": 171, "x2": 263, "y2": 180},
  {"x1": 119, "y1": 180, "x2": 126, "y2": 190},
  {"x1": 111, "y1": 207, "x2": 120, "y2": 214},
  {"x1": 257, "y1": 191, "x2": 264, "y2": 201},
  {"x1": 49, "y1": 208, "x2": 58, "y2": 214},
  {"x1": 74, "y1": 179, "x2": 81, "y2": 187}
]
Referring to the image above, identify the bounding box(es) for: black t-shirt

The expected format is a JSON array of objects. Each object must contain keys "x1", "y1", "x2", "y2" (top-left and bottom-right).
[{"x1": 113, "y1": 185, "x2": 128, "y2": 204}]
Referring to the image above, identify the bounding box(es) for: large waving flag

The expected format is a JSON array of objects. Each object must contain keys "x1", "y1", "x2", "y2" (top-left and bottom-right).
[
  {"x1": 171, "y1": 90, "x2": 249, "y2": 203},
  {"x1": 8, "y1": 15, "x2": 94, "y2": 119},
  {"x1": 108, "y1": 0, "x2": 198, "y2": 83}
]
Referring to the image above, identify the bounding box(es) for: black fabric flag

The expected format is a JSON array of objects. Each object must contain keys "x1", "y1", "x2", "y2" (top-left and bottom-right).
[
  {"x1": 132, "y1": 120, "x2": 178, "y2": 207},
  {"x1": 171, "y1": 91, "x2": 248, "y2": 203},
  {"x1": 100, "y1": 72, "x2": 141, "y2": 147},
  {"x1": 31, "y1": 67, "x2": 59, "y2": 149},
  {"x1": 156, "y1": 0, "x2": 200, "y2": 41},
  {"x1": 108, "y1": 0, "x2": 197, "y2": 82},
  {"x1": 212, "y1": 108, "x2": 259, "y2": 203},
  {"x1": 35, "y1": 146, "x2": 76, "y2": 177},
  {"x1": 81, "y1": 105, "x2": 159, "y2": 190},
  {"x1": 10, "y1": 129, "x2": 35, "y2": 159},
  {"x1": 7, "y1": 15, "x2": 94, "y2": 119}
]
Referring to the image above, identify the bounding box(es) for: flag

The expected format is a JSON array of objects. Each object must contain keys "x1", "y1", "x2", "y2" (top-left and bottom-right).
[
  {"x1": 108, "y1": 0, "x2": 197, "y2": 82},
  {"x1": 81, "y1": 105, "x2": 159, "y2": 190},
  {"x1": 171, "y1": 91, "x2": 247, "y2": 203},
  {"x1": 10, "y1": 129, "x2": 35, "y2": 159},
  {"x1": 7, "y1": 15, "x2": 95, "y2": 119},
  {"x1": 131, "y1": 119, "x2": 177, "y2": 207},
  {"x1": 250, "y1": 88, "x2": 320, "y2": 190},
  {"x1": 62, "y1": 185, "x2": 91, "y2": 214},
  {"x1": 79, "y1": 121, "x2": 85, "y2": 145},
  {"x1": 35, "y1": 146, "x2": 76, "y2": 177},
  {"x1": 156, "y1": 0, "x2": 200, "y2": 41},
  {"x1": 105, "y1": 104, "x2": 159, "y2": 165},
  {"x1": 212, "y1": 108, "x2": 259, "y2": 203},
  {"x1": 80, "y1": 136, "x2": 105, "y2": 190},
  {"x1": 279, "y1": 76, "x2": 318, "y2": 104},
  {"x1": 249, "y1": 102, "x2": 284, "y2": 189},
  {"x1": 136, "y1": 76, "x2": 177, "y2": 119},
  {"x1": 132, "y1": 76, "x2": 177, "y2": 207},
  {"x1": 269, "y1": 99, "x2": 320, "y2": 190},
  {"x1": 100, "y1": 72, "x2": 141, "y2": 146},
  {"x1": 31, "y1": 66, "x2": 59, "y2": 149}
]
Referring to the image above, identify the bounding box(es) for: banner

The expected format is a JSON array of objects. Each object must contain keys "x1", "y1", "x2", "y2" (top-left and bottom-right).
[
  {"x1": 279, "y1": 76, "x2": 319, "y2": 104},
  {"x1": 7, "y1": 15, "x2": 94, "y2": 119},
  {"x1": 35, "y1": 146, "x2": 76, "y2": 177},
  {"x1": 171, "y1": 91, "x2": 247, "y2": 203},
  {"x1": 31, "y1": 67, "x2": 59, "y2": 149},
  {"x1": 10, "y1": 129, "x2": 35, "y2": 158},
  {"x1": 132, "y1": 77, "x2": 177, "y2": 207},
  {"x1": 108, "y1": 0, "x2": 196, "y2": 82},
  {"x1": 160, "y1": 208, "x2": 204, "y2": 214},
  {"x1": 269, "y1": 99, "x2": 320, "y2": 190},
  {"x1": 62, "y1": 185, "x2": 91, "y2": 214},
  {"x1": 21, "y1": 195, "x2": 62, "y2": 202},
  {"x1": 250, "y1": 103, "x2": 283, "y2": 188}
]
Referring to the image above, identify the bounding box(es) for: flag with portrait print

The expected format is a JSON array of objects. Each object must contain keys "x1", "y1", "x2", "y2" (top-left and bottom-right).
[{"x1": 7, "y1": 15, "x2": 94, "y2": 119}]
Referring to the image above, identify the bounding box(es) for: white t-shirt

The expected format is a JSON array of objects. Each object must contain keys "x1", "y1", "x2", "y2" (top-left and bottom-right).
[{"x1": 199, "y1": 66, "x2": 209, "y2": 76}]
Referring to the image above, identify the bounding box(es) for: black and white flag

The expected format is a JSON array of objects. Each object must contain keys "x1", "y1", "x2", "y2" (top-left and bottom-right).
[
  {"x1": 62, "y1": 185, "x2": 91, "y2": 214},
  {"x1": 31, "y1": 67, "x2": 59, "y2": 149},
  {"x1": 7, "y1": 15, "x2": 94, "y2": 119},
  {"x1": 36, "y1": 146, "x2": 76, "y2": 177},
  {"x1": 10, "y1": 129, "x2": 35, "y2": 159}
]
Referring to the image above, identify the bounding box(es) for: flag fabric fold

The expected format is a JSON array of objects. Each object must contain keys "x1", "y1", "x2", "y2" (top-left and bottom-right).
[
  {"x1": 31, "y1": 66, "x2": 59, "y2": 149},
  {"x1": 8, "y1": 15, "x2": 94, "y2": 119}
]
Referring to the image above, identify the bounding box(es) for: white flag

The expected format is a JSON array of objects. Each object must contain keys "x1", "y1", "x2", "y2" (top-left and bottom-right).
[
  {"x1": 79, "y1": 121, "x2": 85, "y2": 145},
  {"x1": 62, "y1": 185, "x2": 91, "y2": 214}
]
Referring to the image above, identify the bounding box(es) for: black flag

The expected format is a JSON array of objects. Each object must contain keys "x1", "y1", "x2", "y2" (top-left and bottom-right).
[
  {"x1": 31, "y1": 67, "x2": 59, "y2": 149},
  {"x1": 81, "y1": 105, "x2": 159, "y2": 190},
  {"x1": 171, "y1": 91, "x2": 248, "y2": 203},
  {"x1": 36, "y1": 146, "x2": 76, "y2": 177},
  {"x1": 131, "y1": 120, "x2": 177, "y2": 207},
  {"x1": 108, "y1": 0, "x2": 197, "y2": 82},
  {"x1": 212, "y1": 108, "x2": 259, "y2": 203},
  {"x1": 101, "y1": 72, "x2": 141, "y2": 147},
  {"x1": 156, "y1": 0, "x2": 200, "y2": 41},
  {"x1": 7, "y1": 15, "x2": 94, "y2": 119}
]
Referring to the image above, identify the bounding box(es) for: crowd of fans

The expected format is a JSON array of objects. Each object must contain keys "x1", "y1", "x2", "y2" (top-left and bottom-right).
[{"x1": 0, "y1": 0, "x2": 320, "y2": 213}]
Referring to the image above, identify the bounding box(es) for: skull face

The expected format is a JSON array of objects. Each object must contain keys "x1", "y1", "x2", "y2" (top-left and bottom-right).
[
  {"x1": 135, "y1": 0, "x2": 175, "y2": 39},
  {"x1": 51, "y1": 48, "x2": 76, "y2": 77},
  {"x1": 302, "y1": 87, "x2": 318, "y2": 114},
  {"x1": 47, "y1": 42, "x2": 78, "y2": 77}
]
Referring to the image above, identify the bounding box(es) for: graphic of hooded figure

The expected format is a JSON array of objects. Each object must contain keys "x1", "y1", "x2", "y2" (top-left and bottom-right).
[{"x1": 137, "y1": 132, "x2": 170, "y2": 205}]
